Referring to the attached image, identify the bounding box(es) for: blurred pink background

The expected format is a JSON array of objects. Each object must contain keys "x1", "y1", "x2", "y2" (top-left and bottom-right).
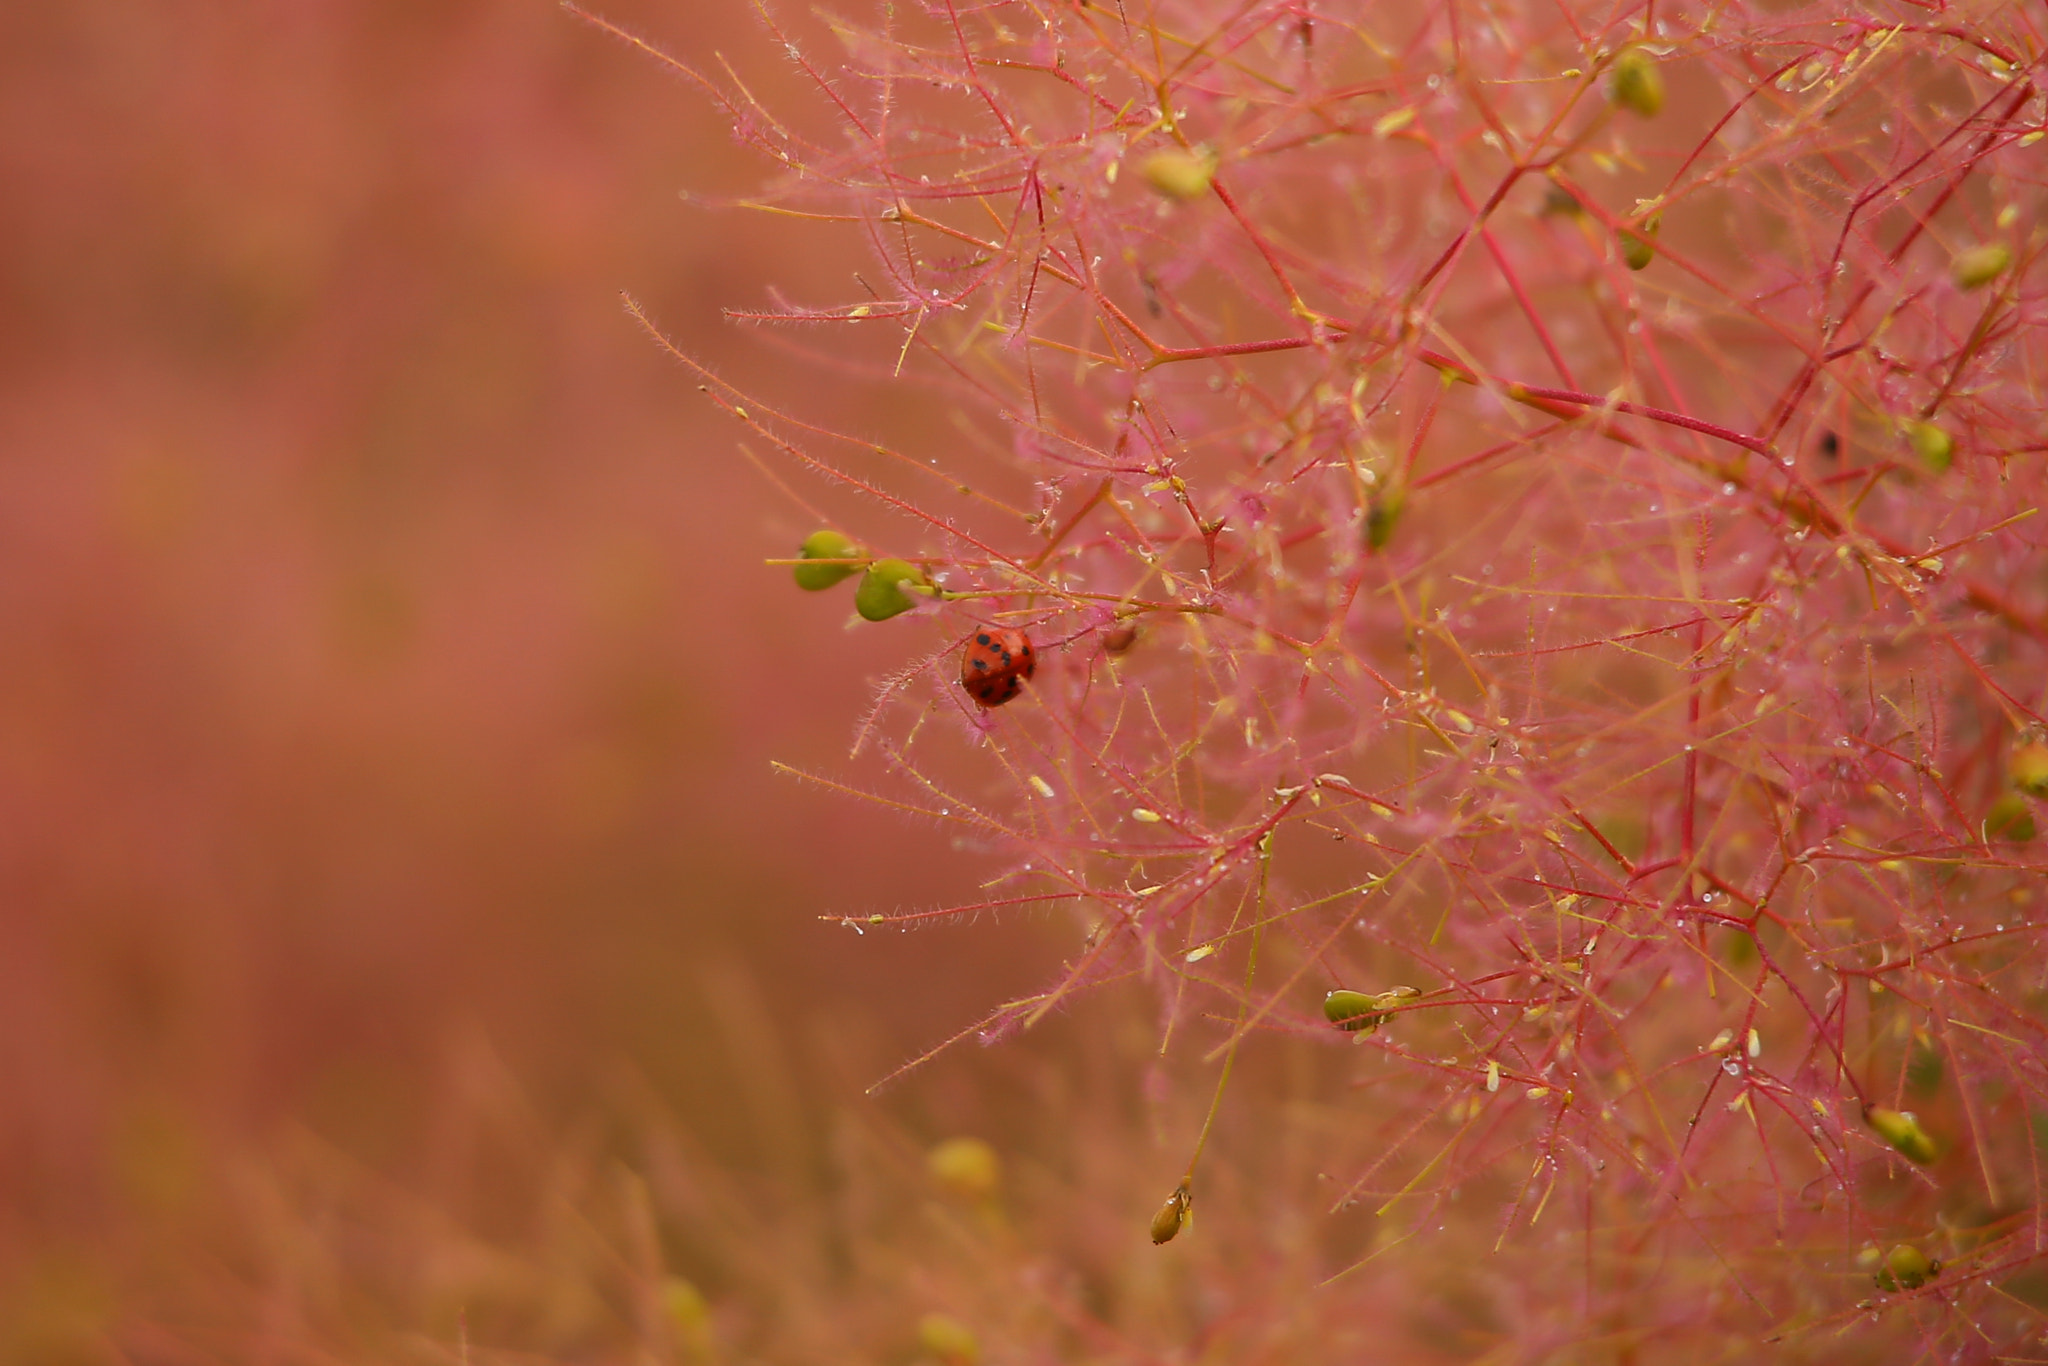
[{"x1": 0, "y1": 1, "x2": 1077, "y2": 1346}]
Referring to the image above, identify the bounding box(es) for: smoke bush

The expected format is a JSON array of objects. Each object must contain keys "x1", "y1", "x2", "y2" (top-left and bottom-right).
[{"x1": 602, "y1": 0, "x2": 2048, "y2": 1355}]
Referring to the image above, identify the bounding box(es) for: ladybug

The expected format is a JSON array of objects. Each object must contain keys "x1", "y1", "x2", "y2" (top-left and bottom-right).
[{"x1": 960, "y1": 626, "x2": 1035, "y2": 707}]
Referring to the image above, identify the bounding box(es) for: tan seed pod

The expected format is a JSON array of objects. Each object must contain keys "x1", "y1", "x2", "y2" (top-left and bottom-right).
[
  {"x1": 1608, "y1": 50, "x2": 1664, "y2": 118},
  {"x1": 1149, "y1": 1182, "x2": 1191, "y2": 1244},
  {"x1": 1103, "y1": 621, "x2": 1140, "y2": 655}
]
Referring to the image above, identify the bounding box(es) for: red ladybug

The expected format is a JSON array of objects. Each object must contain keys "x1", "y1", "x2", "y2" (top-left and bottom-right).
[{"x1": 960, "y1": 626, "x2": 1035, "y2": 707}]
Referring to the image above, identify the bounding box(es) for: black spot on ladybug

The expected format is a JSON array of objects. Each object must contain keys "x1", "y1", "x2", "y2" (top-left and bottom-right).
[{"x1": 977, "y1": 633, "x2": 992, "y2": 646}]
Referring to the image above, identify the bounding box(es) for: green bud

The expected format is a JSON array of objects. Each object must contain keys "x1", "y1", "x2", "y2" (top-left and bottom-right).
[
  {"x1": 1324, "y1": 989, "x2": 1384, "y2": 1032},
  {"x1": 2011, "y1": 741, "x2": 2048, "y2": 798},
  {"x1": 1140, "y1": 148, "x2": 1217, "y2": 202},
  {"x1": 1987, "y1": 791, "x2": 2037, "y2": 842},
  {"x1": 1864, "y1": 1106, "x2": 1939, "y2": 1164},
  {"x1": 1608, "y1": 50, "x2": 1664, "y2": 118},
  {"x1": 1874, "y1": 1243, "x2": 1937, "y2": 1292},
  {"x1": 1323, "y1": 985, "x2": 1419, "y2": 1033},
  {"x1": 1951, "y1": 243, "x2": 2012, "y2": 291},
  {"x1": 1149, "y1": 1182, "x2": 1191, "y2": 1244},
  {"x1": 794, "y1": 529, "x2": 863, "y2": 591},
  {"x1": 916, "y1": 1313, "x2": 980, "y2": 1366},
  {"x1": 1539, "y1": 183, "x2": 1584, "y2": 218},
  {"x1": 927, "y1": 1137, "x2": 1001, "y2": 1204},
  {"x1": 855, "y1": 559, "x2": 931, "y2": 621},
  {"x1": 1364, "y1": 489, "x2": 1405, "y2": 551},
  {"x1": 1905, "y1": 420, "x2": 1953, "y2": 473},
  {"x1": 1619, "y1": 216, "x2": 1660, "y2": 271}
]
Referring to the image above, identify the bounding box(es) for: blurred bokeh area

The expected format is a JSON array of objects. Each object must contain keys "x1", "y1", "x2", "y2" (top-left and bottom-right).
[{"x1": 0, "y1": 4, "x2": 1124, "y2": 1359}]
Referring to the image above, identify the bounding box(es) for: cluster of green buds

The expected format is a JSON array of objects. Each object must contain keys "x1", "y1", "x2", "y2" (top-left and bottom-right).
[
  {"x1": 791, "y1": 530, "x2": 935, "y2": 621},
  {"x1": 1323, "y1": 984, "x2": 1422, "y2": 1034}
]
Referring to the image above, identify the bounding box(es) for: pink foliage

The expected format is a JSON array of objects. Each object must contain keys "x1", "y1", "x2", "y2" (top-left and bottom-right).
[{"x1": 625, "y1": 0, "x2": 2048, "y2": 1353}]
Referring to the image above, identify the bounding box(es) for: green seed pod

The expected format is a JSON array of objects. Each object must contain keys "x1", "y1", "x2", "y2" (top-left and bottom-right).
[
  {"x1": 1539, "y1": 183, "x2": 1584, "y2": 218},
  {"x1": 1864, "y1": 1106, "x2": 1939, "y2": 1165},
  {"x1": 855, "y1": 559, "x2": 930, "y2": 621},
  {"x1": 1364, "y1": 489, "x2": 1405, "y2": 551},
  {"x1": 1608, "y1": 50, "x2": 1664, "y2": 118},
  {"x1": 793, "y1": 529, "x2": 863, "y2": 591},
  {"x1": 1905, "y1": 420, "x2": 1953, "y2": 473},
  {"x1": 927, "y1": 1137, "x2": 1001, "y2": 1204},
  {"x1": 1987, "y1": 791, "x2": 2037, "y2": 842},
  {"x1": 1619, "y1": 216, "x2": 1660, "y2": 271},
  {"x1": 1140, "y1": 148, "x2": 1217, "y2": 202},
  {"x1": 1324, "y1": 988, "x2": 1384, "y2": 1033},
  {"x1": 1951, "y1": 243, "x2": 2012, "y2": 291},
  {"x1": 1149, "y1": 1182, "x2": 1191, "y2": 1244},
  {"x1": 1874, "y1": 1243, "x2": 1937, "y2": 1292},
  {"x1": 2011, "y1": 741, "x2": 2048, "y2": 798},
  {"x1": 916, "y1": 1313, "x2": 980, "y2": 1366}
]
